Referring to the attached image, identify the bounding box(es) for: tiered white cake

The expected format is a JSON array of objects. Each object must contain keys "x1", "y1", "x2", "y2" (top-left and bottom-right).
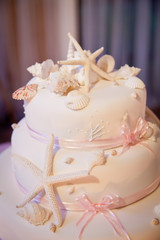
[{"x1": 9, "y1": 33, "x2": 160, "y2": 240}]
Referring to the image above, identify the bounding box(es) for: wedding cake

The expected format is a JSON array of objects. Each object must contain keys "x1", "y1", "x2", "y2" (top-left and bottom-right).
[{"x1": 1, "y1": 33, "x2": 160, "y2": 240}]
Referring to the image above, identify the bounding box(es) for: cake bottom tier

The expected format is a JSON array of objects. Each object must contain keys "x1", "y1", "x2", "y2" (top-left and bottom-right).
[{"x1": 0, "y1": 148, "x2": 160, "y2": 240}]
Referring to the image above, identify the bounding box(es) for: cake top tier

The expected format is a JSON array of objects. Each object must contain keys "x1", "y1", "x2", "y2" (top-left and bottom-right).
[{"x1": 12, "y1": 33, "x2": 147, "y2": 149}]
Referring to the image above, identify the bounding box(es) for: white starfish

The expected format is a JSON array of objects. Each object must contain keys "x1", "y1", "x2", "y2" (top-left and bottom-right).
[
  {"x1": 58, "y1": 33, "x2": 114, "y2": 92},
  {"x1": 16, "y1": 134, "x2": 89, "y2": 228}
]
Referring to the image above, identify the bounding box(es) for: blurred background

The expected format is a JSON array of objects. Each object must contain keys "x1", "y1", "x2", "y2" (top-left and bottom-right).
[{"x1": 0, "y1": 0, "x2": 160, "y2": 143}]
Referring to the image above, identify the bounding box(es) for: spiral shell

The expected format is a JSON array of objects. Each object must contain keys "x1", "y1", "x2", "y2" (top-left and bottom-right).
[
  {"x1": 97, "y1": 55, "x2": 115, "y2": 73},
  {"x1": 17, "y1": 202, "x2": 51, "y2": 226},
  {"x1": 125, "y1": 76, "x2": 145, "y2": 89},
  {"x1": 67, "y1": 39, "x2": 74, "y2": 60},
  {"x1": 12, "y1": 84, "x2": 38, "y2": 100},
  {"x1": 66, "y1": 90, "x2": 90, "y2": 110}
]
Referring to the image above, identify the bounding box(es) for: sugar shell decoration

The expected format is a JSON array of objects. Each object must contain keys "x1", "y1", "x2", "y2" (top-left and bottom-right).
[
  {"x1": 152, "y1": 218, "x2": 159, "y2": 226},
  {"x1": 143, "y1": 125, "x2": 153, "y2": 139},
  {"x1": 64, "y1": 157, "x2": 74, "y2": 164},
  {"x1": 50, "y1": 222, "x2": 57, "y2": 232},
  {"x1": 49, "y1": 67, "x2": 79, "y2": 95},
  {"x1": 12, "y1": 84, "x2": 38, "y2": 100},
  {"x1": 67, "y1": 185, "x2": 75, "y2": 194},
  {"x1": 125, "y1": 76, "x2": 145, "y2": 89},
  {"x1": 88, "y1": 150, "x2": 106, "y2": 173},
  {"x1": 108, "y1": 64, "x2": 141, "y2": 80},
  {"x1": 131, "y1": 92, "x2": 138, "y2": 99},
  {"x1": 27, "y1": 59, "x2": 58, "y2": 79},
  {"x1": 66, "y1": 90, "x2": 90, "y2": 110},
  {"x1": 97, "y1": 54, "x2": 115, "y2": 73},
  {"x1": 17, "y1": 202, "x2": 52, "y2": 226}
]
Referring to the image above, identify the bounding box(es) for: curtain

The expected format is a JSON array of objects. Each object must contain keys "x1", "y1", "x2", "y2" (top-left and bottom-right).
[
  {"x1": 80, "y1": 0, "x2": 160, "y2": 110},
  {"x1": 0, "y1": 0, "x2": 79, "y2": 124}
]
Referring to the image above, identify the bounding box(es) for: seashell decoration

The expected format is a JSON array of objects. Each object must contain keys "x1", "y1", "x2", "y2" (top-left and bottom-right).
[
  {"x1": 12, "y1": 84, "x2": 38, "y2": 100},
  {"x1": 125, "y1": 76, "x2": 145, "y2": 89},
  {"x1": 97, "y1": 55, "x2": 115, "y2": 73},
  {"x1": 66, "y1": 90, "x2": 90, "y2": 110},
  {"x1": 151, "y1": 218, "x2": 159, "y2": 226},
  {"x1": 50, "y1": 222, "x2": 57, "y2": 232},
  {"x1": 64, "y1": 157, "x2": 74, "y2": 164},
  {"x1": 88, "y1": 150, "x2": 106, "y2": 173},
  {"x1": 109, "y1": 64, "x2": 141, "y2": 80},
  {"x1": 122, "y1": 112, "x2": 129, "y2": 122},
  {"x1": 143, "y1": 125, "x2": 153, "y2": 139},
  {"x1": 27, "y1": 62, "x2": 42, "y2": 77},
  {"x1": 146, "y1": 122, "x2": 160, "y2": 142},
  {"x1": 111, "y1": 149, "x2": 117, "y2": 156},
  {"x1": 67, "y1": 185, "x2": 75, "y2": 194},
  {"x1": 27, "y1": 59, "x2": 58, "y2": 79},
  {"x1": 17, "y1": 202, "x2": 52, "y2": 226},
  {"x1": 49, "y1": 69, "x2": 79, "y2": 95},
  {"x1": 131, "y1": 92, "x2": 139, "y2": 99},
  {"x1": 11, "y1": 123, "x2": 19, "y2": 130},
  {"x1": 41, "y1": 59, "x2": 59, "y2": 79}
]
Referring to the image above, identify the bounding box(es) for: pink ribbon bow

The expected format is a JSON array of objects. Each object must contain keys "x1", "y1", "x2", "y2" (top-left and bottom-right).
[
  {"x1": 76, "y1": 193, "x2": 130, "y2": 240},
  {"x1": 121, "y1": 117, "x2": 152, "y2": 152}
]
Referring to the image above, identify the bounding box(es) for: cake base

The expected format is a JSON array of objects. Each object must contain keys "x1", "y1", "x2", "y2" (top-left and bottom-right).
[{"x1": 0, "y1": 148, "x2": 160, "y2": 240}]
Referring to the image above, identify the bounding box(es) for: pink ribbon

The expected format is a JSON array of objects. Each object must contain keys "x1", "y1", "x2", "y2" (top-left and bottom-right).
[
  {"x1": 76, "y1": 194, "x2": 130, "y2": 240},
  {"x1": 75, "y1": 176, "x2": 160, "y2": 240},
  {"x1": 121, "y1": 117, "x2": 152, "y2": 153},
  {"x1": 27, "y1": 117, "x2": 152, "y2": 152}
]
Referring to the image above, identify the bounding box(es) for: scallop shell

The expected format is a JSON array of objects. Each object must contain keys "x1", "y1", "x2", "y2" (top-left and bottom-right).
[
  {"x1": 97, "y1": 55, "x2": 115, "y2": 73},
  {"x1": 66, "y1": 90, "x2": 90, "y2": 110},
  {"x1": 17, "y1": 202, "x2": 51, "y2": 226},
  {"x1": 12, "y1": 84, "x2": 38, "y2": 100},
  {"x1": 125, "y1": 76, "x2": 145, "y2": 89}
]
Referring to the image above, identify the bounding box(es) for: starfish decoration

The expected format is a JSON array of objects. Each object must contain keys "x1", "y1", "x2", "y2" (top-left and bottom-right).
[
  {"x1": 16, "y1": 134, "x2": 89, "y2": 228},
  {"x1": 58, "y1": 33, "x2": 114, "y2": 92}
]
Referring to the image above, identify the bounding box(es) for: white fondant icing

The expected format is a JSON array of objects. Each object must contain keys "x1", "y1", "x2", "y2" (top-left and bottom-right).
[
  {"x1": 24, "y1": 80, "x2": 146, "y2": 142},
  {"x1": 11, "y1": 113, "x2": 160, "y2": 204}
]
